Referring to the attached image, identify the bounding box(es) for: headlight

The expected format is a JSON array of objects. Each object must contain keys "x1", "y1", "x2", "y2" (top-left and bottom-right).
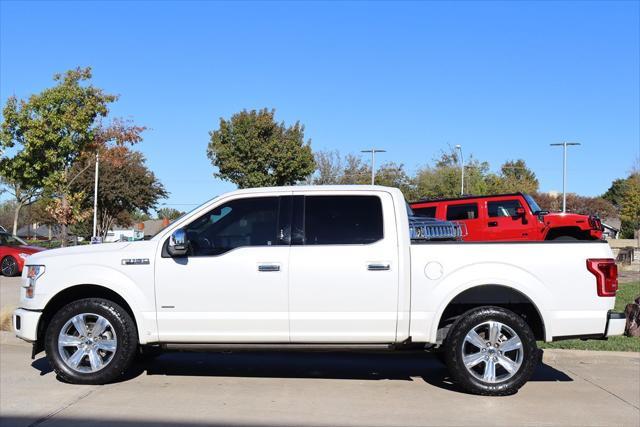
[
  {"x1": 25, "y1": 265, "x2": 45, "y2": 299},
  {"x1": 18, "y1": 253, "x2": 29, "y2": 260}
]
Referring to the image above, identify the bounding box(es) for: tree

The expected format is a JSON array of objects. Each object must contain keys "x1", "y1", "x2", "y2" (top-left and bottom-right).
[
  {"x1": 533, "y1": 192, "x2": 616, "y2": 218},
  {"x1": 486, "y1": 159, "x2": 539, "y2": 194},
  {"x1": 70, "y1": 146, "x2": 168, "y2": 238},
  {"x1": 619, "y1": 173, "x2": 640, "y2": 238},
  {"x1": 207, "y1": 108, "x2": 315, "y2": 188},
  {"x1": 0, "y1": 67, "x2": 119, "y2": 245},
  {"x1": 311, "y1": 150, "x2": 344, "y2": 184},
  {"x1": 157, "y1": 207, "x2": 183, "y2": 221},
  {"x1": 414, "y1": 148, "x2": 490, "y2": 199},
  {"x1": 374, "y1": 162, "x2": 418, "y2": 200}
]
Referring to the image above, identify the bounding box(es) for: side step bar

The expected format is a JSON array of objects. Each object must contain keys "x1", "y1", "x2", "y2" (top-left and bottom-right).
[{"x1": 161, "y1": 343, "x2": 396, "y2": 352}]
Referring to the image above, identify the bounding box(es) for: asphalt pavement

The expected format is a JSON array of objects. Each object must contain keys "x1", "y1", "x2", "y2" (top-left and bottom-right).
[{"x1": 1, "y1": 275, "x2": 640, "y2": 426}]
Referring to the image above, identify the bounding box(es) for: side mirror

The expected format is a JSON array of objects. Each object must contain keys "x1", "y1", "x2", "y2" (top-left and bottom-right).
[{"x1": 167, "y1": 228, "x2": 189, "y2": 257}]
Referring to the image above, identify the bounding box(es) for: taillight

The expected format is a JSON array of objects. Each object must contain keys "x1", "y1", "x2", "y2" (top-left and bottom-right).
[{"x1": 586, "y1": 258, "x2": 618, "y2": 297}]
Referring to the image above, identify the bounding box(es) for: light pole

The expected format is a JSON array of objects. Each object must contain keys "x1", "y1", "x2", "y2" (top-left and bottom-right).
[
  {"x1": 92, "y1": 153, "x2": 99, "y2": 240},
  {"x1": 455, "y1": 145, "x2": 464, "y2": 195},
  {"x1": 361, "y1": 148, "x2": 386, "y2": 185},
  {"x1": 550, "y1": 142, "x2": 580, "y2": 213}
]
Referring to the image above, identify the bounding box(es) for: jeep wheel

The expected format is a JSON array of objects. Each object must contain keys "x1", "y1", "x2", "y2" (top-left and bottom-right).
[
  {"x1": 443, "y1": 306, "x2": 539, "y2": 396},
  {"x1": 45, "y1": 298, "x2": 138, "y2": 384}
]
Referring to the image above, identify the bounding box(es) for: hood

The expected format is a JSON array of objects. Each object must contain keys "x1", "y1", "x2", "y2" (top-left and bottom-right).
[
  {"x1": 27, "y1": 242, "x2": 132, "y2": 263},
  {"x1": 543, "y1": 212, "x2": 590, "y2": 221},
  {"x1": 16, "y1": 245, "x2": 45, "y2": 254}
]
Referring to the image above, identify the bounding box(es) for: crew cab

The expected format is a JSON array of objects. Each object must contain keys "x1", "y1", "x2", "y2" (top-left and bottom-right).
[
  {"x1": 411, "y1": 193, "x2": 604, "y2": 242},
  {"x1": 13, "y1": 186, "x2": 624, "y2": 395}
]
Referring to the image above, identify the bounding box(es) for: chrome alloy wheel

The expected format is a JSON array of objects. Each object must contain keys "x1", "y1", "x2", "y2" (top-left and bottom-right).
[
  {"x1": 461, "y1": 321, "x2": 523, "y2": 383},
  {"x1": 58, "y1": 313, "x2": 117, "y2": 373}
]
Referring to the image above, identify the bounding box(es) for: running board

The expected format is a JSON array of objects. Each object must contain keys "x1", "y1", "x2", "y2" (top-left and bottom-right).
[{"x1": 161, "y1": 343, "x2": 395, "y2": 352}]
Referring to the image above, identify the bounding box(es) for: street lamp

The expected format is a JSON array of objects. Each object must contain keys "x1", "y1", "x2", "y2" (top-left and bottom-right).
[
  {"x1": 455, "y1": 145, "x2": 464, "y2": 195},
  {"x1": 550, "y1": 142, "x2": 581, "y2": 213},
  {"x1": 361, "y1": 148, "x2": 386, "y2": 185},
  {"x1": 92, "y1": 152, "x2": 99, "y2": 241}
]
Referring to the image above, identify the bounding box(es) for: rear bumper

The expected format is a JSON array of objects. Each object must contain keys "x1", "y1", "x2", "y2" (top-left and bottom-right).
[
  {"x1": 604, "y1": 311, "x2": 626, "y2": 338},
  {"x1": 13, "y1": 308, "x2": 41, "y2": 343}
]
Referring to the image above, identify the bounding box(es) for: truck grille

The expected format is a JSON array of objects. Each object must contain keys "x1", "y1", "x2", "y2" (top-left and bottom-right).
[{"x1": 409, "y1": 217, "x2": 466, "y2": 241}]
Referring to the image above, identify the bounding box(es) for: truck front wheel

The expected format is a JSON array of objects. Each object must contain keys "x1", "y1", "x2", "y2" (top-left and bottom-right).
[
  {"x1": 443, "y1": 306, "x2": 539, "y2": 396},
  {"x1": 44, "y1": 298, "x2": 138, "y2": 384}
]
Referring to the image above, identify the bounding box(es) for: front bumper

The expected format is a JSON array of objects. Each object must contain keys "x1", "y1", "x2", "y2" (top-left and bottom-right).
[
  {"x1": 605, "y1": 311, "x2": 626, "y2": 338},
  {"x1": 13, "y1": 308, "x2": 42, "y2": 342}
]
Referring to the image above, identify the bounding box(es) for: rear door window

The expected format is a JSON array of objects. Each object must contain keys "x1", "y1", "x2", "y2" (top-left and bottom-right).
[
  {"x1": 303, "y1": 195, "x2": 383, "y2": 245},
  {"x1": 413, "y1": 206, "x2": 437, "y2": 218},
  {"x1": 446, "y1": 203, "x2": 478, "y2": 220}
]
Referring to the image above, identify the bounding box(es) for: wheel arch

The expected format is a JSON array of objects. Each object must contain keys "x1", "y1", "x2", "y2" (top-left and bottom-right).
[
  {"x1": 545, "y1": 226, "x2": 591, "y2": 240},
  {"x1": 35, "y1": 284, "x2": 141, "y2": 356},
  {"x1": 433, "y1": 284, "x2": 548, "y2": 343}
]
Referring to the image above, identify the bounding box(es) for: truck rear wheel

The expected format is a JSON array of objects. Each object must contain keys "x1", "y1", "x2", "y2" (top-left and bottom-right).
[
  {"x1": 443, "y1": 306, "x2": 538, "y2": 396},
  {"x1": 45, "y1": 298, "x2": 138, "y2": 384}
]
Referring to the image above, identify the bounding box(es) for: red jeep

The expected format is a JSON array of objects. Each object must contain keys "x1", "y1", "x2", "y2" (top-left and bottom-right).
[{"x1": 410, "y1": 193, "x2": 604, "y2": 241}]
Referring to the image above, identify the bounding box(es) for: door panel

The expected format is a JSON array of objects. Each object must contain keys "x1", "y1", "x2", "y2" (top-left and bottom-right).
[
  {"x1": 154, "y1": 195, "x2": 291, "y2": 342},
  {"x1": 288, "y1": 193, "x2": 399, "y2": 342},
  {"x1": 485, "y1": 199, "x2": 535, "y2": 241}
]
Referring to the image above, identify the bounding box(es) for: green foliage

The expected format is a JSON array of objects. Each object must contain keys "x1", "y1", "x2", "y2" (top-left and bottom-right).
[
  {"x1": 0, "y1": 67, "x2": 118, "y2": 240},
  {"x1": 207, "y1": 109, "x2": 315, "y2": 188},
  {"x1": 602, "y1": 169, "x2": 640, "y2": 238},
  {"x1": 486, "y1": 159, "x2": 539, "y2": 194},
  {"x1": 414, "y1": 148, "x2": 491, "y2": 199},
  {"x1": 157, "y1": 207, "x2": 183, "y2": 221}
]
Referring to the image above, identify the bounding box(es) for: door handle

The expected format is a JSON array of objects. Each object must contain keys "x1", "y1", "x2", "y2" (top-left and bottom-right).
[
  {"x1": 488, "y1": 221, "x2": 498, "y2": 227},
  {"x1": 258, "y1": 264, "x2": 280, "y2": 272},
  {"x1": 367, "y1": 263, "x2": 390, "y2": 271}
]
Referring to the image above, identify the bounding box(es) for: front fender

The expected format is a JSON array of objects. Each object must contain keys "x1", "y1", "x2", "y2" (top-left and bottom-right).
[
  {"x1": 40, "y1": 264, "x2": 157, "y2": 344},
  {"x1": 428, "y1": 262, "x2": 553, "y2": 342}
]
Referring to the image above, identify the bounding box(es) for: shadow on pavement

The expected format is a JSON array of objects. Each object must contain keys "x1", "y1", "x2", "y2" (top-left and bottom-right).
[
  {"x1": 31, "y1": 350, "x2": 572, "y2": 392},
  {"x1": 0, "y1": 417, "x2": 301, "y2": 427}
]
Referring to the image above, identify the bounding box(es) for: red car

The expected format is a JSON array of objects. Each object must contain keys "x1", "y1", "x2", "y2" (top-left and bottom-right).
[
  {"x1": 410, "y1": 192, "x2": 604, "y2": 241},
  {"x1": 0, "y1": 232, "x2": 45, "y2": 276}
]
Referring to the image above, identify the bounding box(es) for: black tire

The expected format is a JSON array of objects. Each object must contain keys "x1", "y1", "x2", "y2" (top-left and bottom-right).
[
  {"x1": 1, "y1": 256, "x2": 18, "y2": 277},
  {"x1": 443, "y1": 306, "x2": 539, "y2": 396},
  {"x1": 45, "y1": 298, "x2": 138, "y2": 384}
]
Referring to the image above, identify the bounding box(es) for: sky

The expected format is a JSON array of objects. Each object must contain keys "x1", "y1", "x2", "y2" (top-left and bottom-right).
[{"x1": 1, "y1": 1, "x2": 638, "y2": 210}]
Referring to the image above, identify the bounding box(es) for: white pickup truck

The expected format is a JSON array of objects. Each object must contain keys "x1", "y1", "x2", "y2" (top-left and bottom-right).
[{"x1": 13, "y1": 186, "x2": 625, "y2": 395}]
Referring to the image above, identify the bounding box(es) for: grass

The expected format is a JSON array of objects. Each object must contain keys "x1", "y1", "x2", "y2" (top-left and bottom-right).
[
  {"x1": 539, "y1": 281, "x2": 640, "y2": 352},
  {"x1": 0, "y1": 307, "x2": 13, "y2": 332}
]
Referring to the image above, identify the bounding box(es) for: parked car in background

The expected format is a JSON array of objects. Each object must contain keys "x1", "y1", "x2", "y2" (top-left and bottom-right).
[
  {"x1": 13, "y1": 186, "x2": 624, "y2": 396},
  {"x1": 0, "y1": 231, "x2": 45, "y2": 276},
  {"x1": 411, "y1": 193, "x2": 604, "y2": 241}
]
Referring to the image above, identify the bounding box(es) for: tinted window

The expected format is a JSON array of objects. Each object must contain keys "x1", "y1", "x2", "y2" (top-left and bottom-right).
[
  {"x1": 413, "y1": 206, "x2": 437, "y2": 218},
  {"x1": 0, "y1": 233, "x2": 26, "y2": 246},
  {"x1": 446, "y1": 203, "x2": 478, "y2": 220},
  {"x1": 304, "y1": 196, "x2": 383, "y2": 245},
  {"x1": 184, "y1": 197, "x2": 281, "y2": 256},
  {"x1": 488, "y1": 200, "x2": 523, "y2": 217}
]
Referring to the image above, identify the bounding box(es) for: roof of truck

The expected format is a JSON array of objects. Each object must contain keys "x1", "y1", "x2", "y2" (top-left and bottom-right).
[{"x1": 227, "y1": 185, "x2": 401, "y2": 195}]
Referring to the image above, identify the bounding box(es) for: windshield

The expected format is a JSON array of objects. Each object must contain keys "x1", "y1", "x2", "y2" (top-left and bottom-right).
[
  {"x1": 523, "y1": 194, "x2": 542, "y2": 214},
  {"x1": 405, "y1": 201, "x2": 415, "y2": 217},
  {"x1": 0, "y1": 232, "x2": 27, "y2": 246}
]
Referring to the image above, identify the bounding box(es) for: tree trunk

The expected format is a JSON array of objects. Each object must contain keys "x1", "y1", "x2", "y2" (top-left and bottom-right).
[
  {"x1": 60, "y1": 194, "x2": 68, "y2": 247},
  {"x1": 12, "y1": 201, "x2": 24, "y2": 236}
]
